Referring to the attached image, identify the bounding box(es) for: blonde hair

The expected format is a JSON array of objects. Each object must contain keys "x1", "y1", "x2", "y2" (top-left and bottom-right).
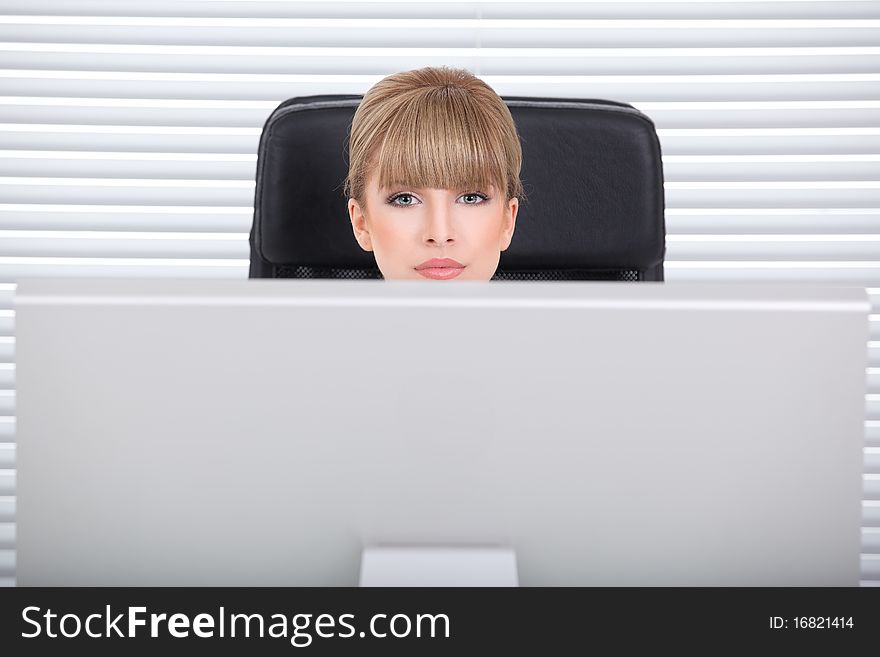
[{"x1": 343, "y1": 66, "x2": 525, "y2": 207}]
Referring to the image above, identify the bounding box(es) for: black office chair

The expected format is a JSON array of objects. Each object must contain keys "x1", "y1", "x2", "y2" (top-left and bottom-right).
[{"x1": 249, "y1": 94, "x2": 665, "y2": 281}]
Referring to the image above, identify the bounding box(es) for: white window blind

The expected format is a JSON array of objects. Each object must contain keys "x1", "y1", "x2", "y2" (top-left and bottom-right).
[{"x1": 1, "y1": 0, "x2": 878, "y2": 587}]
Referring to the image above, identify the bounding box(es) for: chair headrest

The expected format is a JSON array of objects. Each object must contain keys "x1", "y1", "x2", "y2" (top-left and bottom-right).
[{"x1": 250, "y1": 94, "x2": 665, "y2": 280}]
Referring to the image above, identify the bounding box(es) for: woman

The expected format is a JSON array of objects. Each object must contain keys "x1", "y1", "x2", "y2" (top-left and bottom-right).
[{"x1": 344, "y1": 66, "x2": 525, "y2": 281}]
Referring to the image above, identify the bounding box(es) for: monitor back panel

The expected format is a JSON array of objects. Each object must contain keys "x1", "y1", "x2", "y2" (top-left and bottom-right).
[{"x1": 14, "y1": 278, "x2": 870, "y2": 585}]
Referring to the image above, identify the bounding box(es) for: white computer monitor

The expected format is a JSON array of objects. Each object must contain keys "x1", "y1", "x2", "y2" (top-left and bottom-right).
[{"x1": 13, "y1": 277, "x2": 870, "y2": 585}]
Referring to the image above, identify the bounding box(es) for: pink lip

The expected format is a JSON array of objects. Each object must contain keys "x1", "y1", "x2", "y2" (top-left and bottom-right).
[{"x1": 415, "y1": 258, "x2": 466, "y2": 280}]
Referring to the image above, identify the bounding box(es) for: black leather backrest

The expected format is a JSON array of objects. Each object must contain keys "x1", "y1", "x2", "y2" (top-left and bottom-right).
[{"x1": 249, "y1": 94, "x2": 666, "y2": 281}]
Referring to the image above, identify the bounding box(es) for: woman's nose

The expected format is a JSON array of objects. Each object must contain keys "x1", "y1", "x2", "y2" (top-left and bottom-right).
[{"x1": 423, "y1": 205, "x2": 455, "y2": 244}]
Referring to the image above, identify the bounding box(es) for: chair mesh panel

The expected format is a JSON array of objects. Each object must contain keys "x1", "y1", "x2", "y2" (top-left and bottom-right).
[
  {"x1": 274, "y1": 265, "x2": 382, "y2": 279},
  {"x1": 274, "y1": 265, "x2": 641, "y2": 281},
  {"x1": 493, "y1": 269, "x2": 640, "y2": 281}
]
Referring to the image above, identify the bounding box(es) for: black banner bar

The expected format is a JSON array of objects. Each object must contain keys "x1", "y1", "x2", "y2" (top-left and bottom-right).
[{"x1": 0, "y1": 587, "x2": 876, "y2": 654}]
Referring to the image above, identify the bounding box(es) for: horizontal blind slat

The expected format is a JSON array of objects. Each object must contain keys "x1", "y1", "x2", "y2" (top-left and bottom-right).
[
  {"x1": 864, "y1": 448, "x2": 880, "y2": 472},
  {"x1": 862, "y1": 527, "x2": 880, "y2": 553},
  {"x1": 0, "y1": 102, "x2": 880, "y2": 130},
  {"x1": 666, "y1": 240, "x2": 880, "y2": 261},
  {"x1": 667, "y1": 211, "x2": 880, "y2": 235},
  {"x1": 647, "y1": 107, "x2": 880, "y2": 129},
  {"x1": 659, "y1": 134, "x2": 880, "y2": 156},
  {"x1": 0, "y1": 104, "x2": 271, "y2": 128},
  {"x1": 665, "y1": 267, "x2": 880, "y2": 285},
  {"x1": 1, "y1": 21, "x2": 879, "y2": 48},
  {"x1": 0, "y1": 236, "x2": 248, "y2": 259},
  {"x1": 4, "y1": 103, "x2": 880, "y2": 130},
  {"x1": 0, "y1": 548, "x2": 13, "y2": 575},
  {"x1": 0, "y1": 497, "x2": 14, "y2": 523},
  {"x1": 0, "y1": 157, "x2": 255, "y2": 179},
  {"x1": 0, "y1": 263, "x2": 246, "y2": 284},
  {"x1": 0, "y1": 130, "x2": 260, "y2": 153},
  {"x1": 4, "y1": 49, "x2": 880, "y2": 76},
  {"x1": 8, "y1": 1, "x2": 880, "y2": 21},
  {"x1": 0, "y1": 207, "x2": 252, "y2": 232},
  {"x1": 0, "y1": 444, "x2": 12, "y2": 469},
  {"x1": 0, "y1": 471, "x2": 13, "y2": 497},
  {"x1": 863, "y1": 501, "x2": 880, "y2": 527},
  {"x1": 7, "y1": 130, "x2": 880, "y2": 157},
  {"x1": 0, "y1": 289, "x2": 14, "y2": 313},
  {"x1": 865, "y1": 476, "x2": 880, "y2": 502},
  {"x1": 5, "y1": 157, "x2": 880, "y2": 183},
  {"x1": 0, "y1": 522, "x2": 12, "y2": 551},
  {"x1": 664, "y1": 162, "x2": 880, "y2": 182},
  {"x1": 862, "y1": 554, "x2": 880, "y2": 579},
  {"x1": 1, "y1": 73, "x2": 878, "y2": 102},
  {"x1": 664, "y1": 188, "x2": 880, "y2": 208},
  {"x1": 864, "y1": 423, "x2": 880, "y2": 449},
  {"x1": 0, "y1": 181, "x2": 254, "y2": 205}
]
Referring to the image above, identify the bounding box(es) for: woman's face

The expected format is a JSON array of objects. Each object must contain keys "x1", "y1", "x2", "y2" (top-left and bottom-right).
[{"x1": 348, "y1": 171, "x2": 518, "y2": 281}]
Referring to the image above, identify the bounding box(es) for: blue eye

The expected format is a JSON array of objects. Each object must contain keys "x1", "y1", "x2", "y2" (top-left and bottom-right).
[
  {"x1": 388, "y1": 193, "x2": 417, "y2": 207},
  {"x1": 385, "y1": 191, "x2": 490, "y2": 207},
  {"x1": 460, "y1": 193, "x2": 489, "y2": 204}
]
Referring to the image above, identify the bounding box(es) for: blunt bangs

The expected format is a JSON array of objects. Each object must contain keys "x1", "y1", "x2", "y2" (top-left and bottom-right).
[{"x1": 369, "y1": 90, "x2": 509, "y2": 198}]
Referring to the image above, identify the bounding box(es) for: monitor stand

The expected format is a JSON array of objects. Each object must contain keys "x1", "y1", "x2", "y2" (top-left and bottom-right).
[{"x1": 359, "y1": 547, "x2": 519, "y2": 586}]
